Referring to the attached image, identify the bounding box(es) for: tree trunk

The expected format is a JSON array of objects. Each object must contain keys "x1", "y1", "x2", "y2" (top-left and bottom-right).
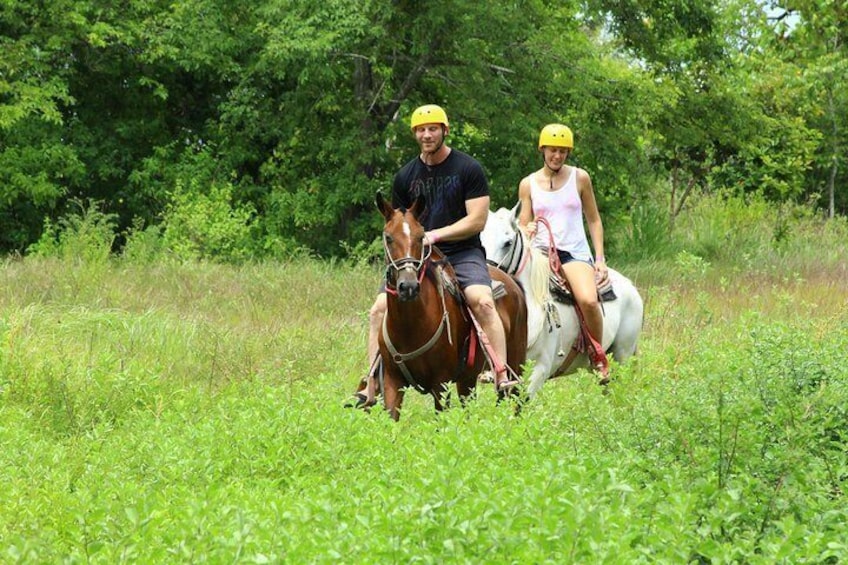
[{"x1": 826, "y1": 87, "x2": 838, "y2": 219}]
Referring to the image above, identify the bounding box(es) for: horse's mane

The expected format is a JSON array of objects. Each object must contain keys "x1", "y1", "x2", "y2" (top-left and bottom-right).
[
  {"x1": 527, "y1": 246, "x2": 552, "y2": 306},
  {"x1": 487, "y1": 209, "x2": 552, "y2": 306},
  {"x1": 492, "y1": 214, "x2": 552, "y2": 306},
  {"x1": 427, "y1": 245, "x2": 458, "y2": 285}
]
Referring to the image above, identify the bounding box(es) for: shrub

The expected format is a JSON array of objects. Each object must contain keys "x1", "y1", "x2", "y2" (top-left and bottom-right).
[
  {"x1": 161, "y1": 180, "x2": 258, "y2": 263},
  {"x1": 27, "y1": 199, "x2": 117, "y2": 263},
  {"x1": 121, "y1": 218, "x2": 166, "y2": 264},
  {"x1": 618, "y1": 196, "x2": 676, "y2": 261}
]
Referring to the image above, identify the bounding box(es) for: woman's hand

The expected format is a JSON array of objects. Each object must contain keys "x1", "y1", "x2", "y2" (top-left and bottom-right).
[{"x1": 594, "y1": 256, "x2": 609, "y2": 286}]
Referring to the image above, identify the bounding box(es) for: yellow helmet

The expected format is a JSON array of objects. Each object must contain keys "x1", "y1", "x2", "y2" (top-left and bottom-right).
[
  {"x1": 410, "y1": 104, "x2": 449, "y2": 130},
  {"x1": 538, "y1": 123, "x2": 573, "y2": 149}
]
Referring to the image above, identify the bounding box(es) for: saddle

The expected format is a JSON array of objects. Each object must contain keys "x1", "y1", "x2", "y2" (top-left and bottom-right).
[{"x1": 549, "y1": 274, "x2": 617, "y2": 305}]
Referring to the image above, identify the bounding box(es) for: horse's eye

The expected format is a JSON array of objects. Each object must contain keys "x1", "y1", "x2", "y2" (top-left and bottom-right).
[{"x1": 384, "y1": 234, "x2": 394, "y2": 244}]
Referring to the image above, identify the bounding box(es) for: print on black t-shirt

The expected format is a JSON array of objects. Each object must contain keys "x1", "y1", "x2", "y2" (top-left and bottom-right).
[{"x1": 391, "y1": 150, "x2": 489, "y2": 255}]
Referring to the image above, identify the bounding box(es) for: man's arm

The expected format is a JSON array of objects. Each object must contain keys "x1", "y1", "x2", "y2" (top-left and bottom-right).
[{"x1": 426, "y1": 195, "x2": 490, "y2": 243}]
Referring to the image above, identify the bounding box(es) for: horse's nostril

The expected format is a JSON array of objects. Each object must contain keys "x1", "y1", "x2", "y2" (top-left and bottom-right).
[{"x1": 398, "y1": 280, "x2": 419, "y2": 300}]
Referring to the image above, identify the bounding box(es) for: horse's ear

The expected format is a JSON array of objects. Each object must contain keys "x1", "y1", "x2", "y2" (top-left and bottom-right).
[
  {"x1": 510, "y1": 201, "x2": 522, "y2": 229},
  {"x1": 511, "y1": 201, "x2": 522, "y2": 221},
  {"x1": 375, "y1": 191, "x2": 394, "y2": 221},
  {"x1": 409, "y1": 194, "x2": 426, "y2": 219}
]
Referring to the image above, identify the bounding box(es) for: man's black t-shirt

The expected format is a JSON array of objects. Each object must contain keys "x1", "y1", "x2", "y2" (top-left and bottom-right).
[{"x1": 391, "y1": 149, "x2": 489, "y2": 256}]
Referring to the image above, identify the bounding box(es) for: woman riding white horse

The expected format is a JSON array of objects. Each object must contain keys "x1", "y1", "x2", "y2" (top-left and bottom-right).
[{"x1": 481, "y1": 205, "x2": 644, "y2": 399}]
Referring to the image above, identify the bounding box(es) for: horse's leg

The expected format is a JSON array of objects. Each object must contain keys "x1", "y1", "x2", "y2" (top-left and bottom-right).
[
  {"x1": 455, "y1": 377, "x2": 476, "y2": 408},
  {"x1": 382, "y1": 374, "x2": 405, "y2": 421},
  {"x1": 526, "y1": 364, "x2": 547, "y2": 400},
  {"x1": 524, "y1": 343, "x2": 559, "y2": 398},
  {"x1": 608, "y1": 293, "x2": 644, "y2": 363},
  {"x1": 432, "y1": 389, "x2": 447, "y2": 412}
]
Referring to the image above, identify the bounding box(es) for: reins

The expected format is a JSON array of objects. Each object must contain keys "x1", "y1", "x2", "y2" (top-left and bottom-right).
[
  {"x1": 534, "y1": 217, "x2": 607, "y2": 370},
  {"x1": 535, "y1": 217, "x2": 564, "y2": 280}
]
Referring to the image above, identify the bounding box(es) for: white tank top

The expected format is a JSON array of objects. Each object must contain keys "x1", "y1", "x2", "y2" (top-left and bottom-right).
[{"x1": 529, "y1": 168, "x2": 592, "y2": 261}]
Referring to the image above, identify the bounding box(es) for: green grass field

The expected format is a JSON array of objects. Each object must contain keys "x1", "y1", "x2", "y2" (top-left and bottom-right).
[{"x1": 1, "y1": 213, "x2": 847, "y2": 563}]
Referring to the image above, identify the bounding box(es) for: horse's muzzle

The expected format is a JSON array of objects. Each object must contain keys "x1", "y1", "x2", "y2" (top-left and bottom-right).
[{"x1": 396, "y1": 268, "x2": 420, "y2": 301}]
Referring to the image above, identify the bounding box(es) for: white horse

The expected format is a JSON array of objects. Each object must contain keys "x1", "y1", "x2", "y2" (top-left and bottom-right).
[{"x1": 481, "y1": 205, "x2": 644, "y2": 398}]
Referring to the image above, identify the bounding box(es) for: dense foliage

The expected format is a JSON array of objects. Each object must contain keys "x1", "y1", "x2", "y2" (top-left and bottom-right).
[
  {"x1": 1, "y1": 0, "x2": 846, "y2": 258},
  {"x1": 1, "y1": 196, "x2": 846, "y2": 562}
]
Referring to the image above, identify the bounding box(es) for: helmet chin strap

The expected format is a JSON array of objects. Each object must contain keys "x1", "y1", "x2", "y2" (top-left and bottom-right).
[{"x1": 544, "y1": 160, "x2": 563, "y2": 190}]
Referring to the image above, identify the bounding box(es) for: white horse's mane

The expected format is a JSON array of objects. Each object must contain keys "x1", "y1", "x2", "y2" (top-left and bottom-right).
[
  {"x1": 526, "y1": 246, "x2": 552, "y2": 305},
  {"x1": 492, "y1": 208, "x2": 551, "y2": 306}
]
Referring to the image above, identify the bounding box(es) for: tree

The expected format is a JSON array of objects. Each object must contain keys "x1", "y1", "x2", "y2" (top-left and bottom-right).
[
  {"x1": 768, "y1": 0, "x2": 848, "y2": 217},
  {"x1": 0, "y1": 0, "x2": 84, "y2": 249}
]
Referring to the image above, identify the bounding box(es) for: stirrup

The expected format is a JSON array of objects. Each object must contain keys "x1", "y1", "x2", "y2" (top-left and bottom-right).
[{"x1": 343, "y1": 392, "x2": 369, "y2": 409}]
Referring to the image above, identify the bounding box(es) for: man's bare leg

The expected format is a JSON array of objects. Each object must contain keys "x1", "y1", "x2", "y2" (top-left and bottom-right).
[{"x1": 464, "y1": 285, "x2": 517, "y2": 392}]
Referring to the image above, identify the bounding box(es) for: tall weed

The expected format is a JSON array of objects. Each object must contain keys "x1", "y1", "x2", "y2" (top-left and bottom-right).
[
  {"x1": 625, "y1": 192, "x2": 848, "y2": 286},
  {"x1": 27, "y1": 199, "x2": 116, "y2": 264},
  {"x1": 618, "y1": 197, "x2": 676, "y2": 261}
]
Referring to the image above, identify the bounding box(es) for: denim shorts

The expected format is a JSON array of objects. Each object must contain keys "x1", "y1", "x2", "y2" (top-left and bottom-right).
[
  {"x1": 446, "y1": 247, "x2": 492, "y2": 288},
  {"x1": 556, "y1": 249, "x2": 594, "y2": 267}
]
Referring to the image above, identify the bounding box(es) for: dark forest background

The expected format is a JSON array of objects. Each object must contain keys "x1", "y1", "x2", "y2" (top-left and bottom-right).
[{"x1": 2, "y1": 0, "x2": 845, "y2": 260}]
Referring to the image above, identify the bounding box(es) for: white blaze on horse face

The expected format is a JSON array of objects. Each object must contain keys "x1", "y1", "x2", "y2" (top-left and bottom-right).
[
  {"x1": 400, "y1": 220, "x2": 417, "y2": 271},
  {"x1": 401, "y1": 221, "x2": 415, "y2": 260}
]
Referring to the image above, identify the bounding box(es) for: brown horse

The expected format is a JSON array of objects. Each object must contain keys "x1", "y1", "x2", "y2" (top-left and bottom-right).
[{"x1": 376, "y1": 192, "x2": 527, "y2": 421}]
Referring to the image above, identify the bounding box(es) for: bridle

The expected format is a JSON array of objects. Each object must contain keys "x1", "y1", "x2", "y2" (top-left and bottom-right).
[
  {"x1": 382, "y1": 232, "x2": 432, "y2": 295},
  {"x1": 486, "y1": 222, "x2": 529, "y2": 277}
]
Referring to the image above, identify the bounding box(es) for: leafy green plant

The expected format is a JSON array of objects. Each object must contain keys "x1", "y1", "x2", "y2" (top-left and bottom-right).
[
  {"x1": 121, "y1": 218, "x2": 165, "y2": 264},
  {"x1": 1, "y1": 209, "x2": 846, "y2": 563},
  {"x1": 27, "y1": 199, "x2": 117, "y2": 263},
  {"x1": 161, "y1": 180, "x2": 258, "y2": 263},
  {"x1": 619, "y1": 196, "x2": 676, "y2": 261}
]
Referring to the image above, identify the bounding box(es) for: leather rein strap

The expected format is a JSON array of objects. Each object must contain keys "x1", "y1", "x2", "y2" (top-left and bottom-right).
[{"x1": 535, "y1": 217, "x2": 606, "y2": 366}]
